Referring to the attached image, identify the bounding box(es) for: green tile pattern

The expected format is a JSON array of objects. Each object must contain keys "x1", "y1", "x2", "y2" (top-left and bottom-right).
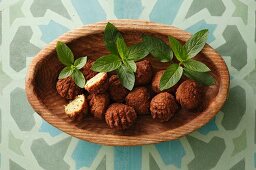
[{"x1": 0, "y1": 0, "x2": 255, "y2": 169}]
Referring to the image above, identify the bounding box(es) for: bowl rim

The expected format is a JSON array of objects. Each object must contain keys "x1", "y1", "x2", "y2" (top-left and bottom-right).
[{"x1": 25, "y1": 19, "x2": 230, "y2": 146}]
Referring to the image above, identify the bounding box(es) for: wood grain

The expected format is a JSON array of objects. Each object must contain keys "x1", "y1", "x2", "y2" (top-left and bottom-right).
[{"x1": 25, "y1": 20, "x2": 230, "y2": 146}]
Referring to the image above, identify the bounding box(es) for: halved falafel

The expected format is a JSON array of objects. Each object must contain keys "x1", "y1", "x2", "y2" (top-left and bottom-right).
[
  {"x1": 64, "y1": 94, "x2": 88, "y2": 121},
  {"x1": 84, "y1": 72, "x2": 109, "y2": 94}
]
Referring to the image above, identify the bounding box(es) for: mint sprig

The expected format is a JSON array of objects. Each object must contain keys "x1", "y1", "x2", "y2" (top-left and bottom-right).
[
  {"x1": 56, "y1": 41, "x2": 74, "y2": 66},
  {"x1": 183, "y1": 68, "x2": 215, "y2": 86},
  {"x1": 142, "y1": 35, "x2": 173, "y2": 62},
  {"x1": 183, "y1": 59, "x2": 210, "y2": 72},
  {"x1": 91, "y1": 54, "x2": 122, "y2": 72},
  {"x1": 184, "y1": 29, "x2": 208, "y2": 58},
  {"x1": 116, "y1": 65, "x2": 135, "y2": 90},
  {"x1": 160, "y1": 64, "x2": 183, "y2": 91},
  {"x1": 104, "y1": 22, "x2": 119, "y2": 55},
  {"x1": 56, "y1": 41, "x2": 87, "y2": 88},
  {"x1": 168, "y1": 36, "x2": 188, "y2": 61},
  {"x1": 92, "y1": 22, "x2": 149, "y2": 90},
  {"x1": 74, "y1": 57, "x2": 87, "y2": 69},
  {"x1": 58, "y1": 66, "x2": 73, "y2": 79},
  {"x1": 158, "y1": 29, "x2": 214, "y2": 91},
  {"x1": 126, "y1": 42, "x2": 149, "y2": 61}
]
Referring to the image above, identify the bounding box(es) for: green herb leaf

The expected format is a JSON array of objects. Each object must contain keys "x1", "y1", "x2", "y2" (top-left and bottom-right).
[
  {"x1": 92, "y1": 54, "x2": 122, "y2": 72},
  {"x1": 74, "y1": 57, "x2": 87, "y2": 69},
  {"x1": 184, "y1": 68, "x2": 215, "y2": 86},
  {"x1": 142, "y1": 35, "x2": 173, "y2": 62},
  {"x1": 72, "y1": 69, "x2": 85, "y2": 88},
  {"x1": 183, "y1": 59, "x2": 210, "y2": 72},
  {"x1": 58, "y1": 66, "x2": 73, "y2": 79},
  {"x1": 56, "y1": 41, "x2": 74, "y2": 66},
  {"x1": 160, "y1": 64, "x2": 183, "y2": 91},
  {"x1": 116, "y1": 36, "x2": 128, "y2": 60},
  {"x1": 104, "y1": 22, "x2": 119, "y2": 55},
  {"x1": 126, "y1": 42, "x2": 149, "y2": 61},
  {"x1": 124, "y1": 59, "x2": 136, "y2": 72},
  {"x1": 184, "y1": 29, "x2": 208, "y2": 58},
  {"x1": 116, "y1": 64, "x2": 135, "y2": 90},
  {"x1": 168, "y1": 36, "x2": 188, "y2": 62}
]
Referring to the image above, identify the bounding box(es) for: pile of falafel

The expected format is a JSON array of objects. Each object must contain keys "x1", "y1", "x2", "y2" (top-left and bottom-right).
[{"x1": 56, "y1": 59, "x2": 203, "y2": 130}]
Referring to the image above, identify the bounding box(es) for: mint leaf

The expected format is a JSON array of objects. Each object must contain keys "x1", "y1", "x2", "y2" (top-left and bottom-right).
[
  {"x1": 160, "y1": 64, "x2": 183, "y2": 91},
  {"x1": 184, "y1": 29, "x2": 208, "y2": 58},
  {"x1": 74, "y1": 57, "x2": 87, "y2": 69},
  {"x1": 184, "y1": 68, "x2": 215, "y2": 86},
  {"x1": 126, "y1": 42, "x2": 149, "y2": 61},
  {"x1": 183, "y1": 59, "x2": 210, "y2": 72},
  {"x1": 116, "y1": 64, "x2": 135, "y2": 90},
  {"x1": 92, "y1": 54, "x2": 122, "y2": 72},
  {"x1": 56, "y1": 41, "x2": 74, "y2": 66},
  {"x1": 124, "y1": 60, "x2": 136, "y2": 72},
  {"x1": 72, "y1": 69, "x2": 85, "y2": 88},
  {"x1": 168, "y1": 36, "x2": 188, "y2": 62},
  {"x1": 116, "y1": 36, "x2": 128, "y2": 60},
  {"x1": 142, "y1": 35, "x2": 173, "y2": 62},
  {"x1": 104, "y1": 22, "x2": 119, "y2": 55},
  {"x1": 58, "y1": 66, "x2": 73, "y2": 79}
]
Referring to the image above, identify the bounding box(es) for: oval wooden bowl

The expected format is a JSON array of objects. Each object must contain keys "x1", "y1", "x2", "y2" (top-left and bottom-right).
[{"x1": 25, "y1": 20, "x2": 229, "y2": 146}]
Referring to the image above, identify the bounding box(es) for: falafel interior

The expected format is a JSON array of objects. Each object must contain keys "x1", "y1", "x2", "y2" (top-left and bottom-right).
[
  {"x1": 65, "y1": 94, "x2": 87, "y2": 119},
  {"x1": 84, "y1": 72, "x2": 109, "y2": 94}
]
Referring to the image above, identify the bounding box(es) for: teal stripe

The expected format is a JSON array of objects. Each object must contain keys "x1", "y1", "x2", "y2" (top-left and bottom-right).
[
  {"x1": 71, "y1": 0, "x2": 106, "y2": 24},
  {"x1": 114, "y1": 0, "x2": 143, "y2": 19},
  {"x1": 150, "y1": 0, "x2": 183, "y2": 24},
  {"x1": 114, "y1": 146, "x2": 142, "y2": 170}
]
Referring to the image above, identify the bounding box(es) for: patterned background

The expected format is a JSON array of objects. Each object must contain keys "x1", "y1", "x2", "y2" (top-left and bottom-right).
[{"x1": 0, "y1": 0, "x2": 255, "y2": 169}]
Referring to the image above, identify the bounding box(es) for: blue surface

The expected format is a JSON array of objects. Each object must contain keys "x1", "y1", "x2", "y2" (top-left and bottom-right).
[
  {"x1": 114, "y1": 0, "x2": 143, "y2": 19},
  {"x1": 114, "y1": 146, "x2": 142, "y2": 170},
  {"x1": 71, "y1": 0, "x2": 106, "y2": 24},
  {"x1": 186, "y1": 20, "x2": 217, "y2": 43},
  {"x1": 40, "y1": 20, "x2": 69, "y2": 43},
  {"x1": 150, "y1": 0, "x2": 183, "y2": 24},
  {"x1": 39, "y1": 120, "x2": 62, "y2": 137},
  {"x1": 155, "y1": 140, "x2": 185, "y2": 168},
  {"x1": 198, "y1": 117, "x2": 218, "y2": 135},
  {"x1": 72, "y1": 141, "x2": 101, "y2": 169}
]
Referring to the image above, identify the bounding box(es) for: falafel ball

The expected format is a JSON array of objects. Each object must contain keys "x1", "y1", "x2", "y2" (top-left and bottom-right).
[
  {"x1": 81, "y1": 59, "x2": 97, "y2": 80},
  {"x1": 105, "y1": 103, "x2": 137, "y2": 130},
  {"x1": 56, "y1": 76, "x2": 83, "y2": 99},
  {"x1": 151, "y1": 70, "x2": 180, "y2": 93},
  {"x1": 84, "y1": 72, "x2": 109, "y2": 94},
  {"x1": 65, "y1": 94, "x2": 88, "y2": 121},
  {"x1": 176, "y1": 80, "x2": 202, "y2": 110},
  {"x1": 108, "y1": 75, "x2": 129, "y2": 102},
  {"x1": 125, "y1": 87, "x2": 150, "y2": 114},
  {"x1": 88, "y1": 93, "x2": 110, "y2": 119},
  {"x1": 135, "y1": 60, "x2": 153, "y2": 86},
  {"x1": 151, "y1": 70, "x2": 164, "y2": 93},
  {"x1": 150, "y1": 92, "x2": 178, "y2": 122}
]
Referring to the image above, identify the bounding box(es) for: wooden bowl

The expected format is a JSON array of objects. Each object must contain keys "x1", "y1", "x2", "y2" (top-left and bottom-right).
[{"x1": 25, "y1": 20, "x2": 229, "y2": 146}]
